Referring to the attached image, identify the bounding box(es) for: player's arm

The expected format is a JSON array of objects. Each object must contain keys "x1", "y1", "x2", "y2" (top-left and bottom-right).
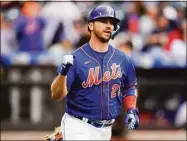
[
  {"x1": 122, "y1": 56, "x2": 139, "y2": 129},
  {"x1": 123, "y1": 87, "x2": 138, "y2": 111},
  {"x1": 51, "y1": 75, "x2": 68, "y2": 101},
  {"x1": 51, "y1": 55, "x2": 74, "y2": 101},
  {"x1": 122, "y1": 57, "x2": 138, "y2": 111}
]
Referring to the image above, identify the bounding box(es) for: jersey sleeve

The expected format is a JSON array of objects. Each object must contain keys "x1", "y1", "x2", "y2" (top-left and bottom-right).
[
  {"x1": 122, "y1": 56, "x2": 138, "y2": 97},
  {"x1": 56, "y1": 64, "x2": 76, "y2": 91}
]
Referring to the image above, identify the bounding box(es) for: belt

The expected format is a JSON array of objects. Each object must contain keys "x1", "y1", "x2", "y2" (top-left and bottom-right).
[{"x1": 72, "y1": 115, "x2": 113, "y2": 128}]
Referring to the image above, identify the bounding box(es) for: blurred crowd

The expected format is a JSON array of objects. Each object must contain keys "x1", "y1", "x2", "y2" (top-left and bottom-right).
[{"x1": 1, "y1": 1, "x2": 186, "y2": 68}]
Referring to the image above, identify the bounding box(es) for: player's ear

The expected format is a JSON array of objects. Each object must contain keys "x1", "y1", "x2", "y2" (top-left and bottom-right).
[{"x1": 88, "y1": 22, "x2": 93, "y2": 31}]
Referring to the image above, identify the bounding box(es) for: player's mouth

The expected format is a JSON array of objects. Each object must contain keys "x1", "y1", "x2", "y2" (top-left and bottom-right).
[{"x1": 103, "y1": 30, "x2": 111, "y2": 36}]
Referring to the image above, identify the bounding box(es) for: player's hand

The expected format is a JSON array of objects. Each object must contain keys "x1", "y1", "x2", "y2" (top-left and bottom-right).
[
  {"x1": 124, "y1": 108, "x2": 139, "y2": 130},
  {"x1": 60, "y1": 55, "x2": 74, "y2": 76},
  {"x1": 45, "y1": 126, "x2": 63, "y2": 141}
]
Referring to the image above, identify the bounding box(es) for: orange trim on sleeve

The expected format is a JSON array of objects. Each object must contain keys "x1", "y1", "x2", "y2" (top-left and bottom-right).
[{"x1": 123, "y1": 95, "x2": 137, "y2": 111}]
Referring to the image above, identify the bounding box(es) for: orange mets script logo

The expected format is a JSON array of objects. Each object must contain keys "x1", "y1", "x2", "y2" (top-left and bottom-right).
[{"x1": 82, "y1": 63, "x2": 122, "y2": 88}]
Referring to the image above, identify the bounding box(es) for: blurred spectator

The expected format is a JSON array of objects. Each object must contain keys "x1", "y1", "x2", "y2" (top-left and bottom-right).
[
  {"x1": 169, "y1": 20, "x2": 186, "y2": 67},
  {"x1": 119, "y1": 40, "x2": 133, "y2": 56},
  {"x1": 0, "y1": 13, "x2": 17, "y2": 66},
  {"x1": 40, "y1": 2, "x2": 83, "y2": 48},
  {"x1": 15, "y1": 2, "x2": 46, "y2": 52},
  {"x1": 48, "y1": 37, "x2": 75, "y2": 66},
  {"x1": 154, "y1": 14, "x2": 170, "y2": 33},
  {"x1": 141, "y1": 31, "x2": 161, "y2": 53},
  {"x1": 111, "y1": 32, "x2": 133, "y2": 56},
  {"x1": 181, "y1": 20, "x2": 187, "y2": 43},
  {"x1": 0, "y1": 1, "x2": 186, "y2": 68},
  {"x1": 118, "y1": 2, "x2": 144, "y2": 52},
  {"x1": 162, "y1": 93, "x2": 185, "y2": 127},
  {"x1": 121, "y1": 2, "x2": 140, "y2": 34},
  {"x1": 174, "y1": 101, "x2": 187, "y2": 128},
  {"x1": 139, "y1": 2, "x2": 158, "y2": 42},
  {"x1": 1, "y1": 13, "x2": 17, "y2": 55}
]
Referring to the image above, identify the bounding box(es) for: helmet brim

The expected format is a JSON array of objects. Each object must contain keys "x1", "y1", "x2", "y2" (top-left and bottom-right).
[{"x1": 88, "y1": 16, "x2": 120, "y2": 24}]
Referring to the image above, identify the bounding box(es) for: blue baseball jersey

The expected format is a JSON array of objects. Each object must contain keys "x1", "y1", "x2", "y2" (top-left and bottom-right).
[{"x1": 57, "y1": 43, "x2": 138, "y2": 120}]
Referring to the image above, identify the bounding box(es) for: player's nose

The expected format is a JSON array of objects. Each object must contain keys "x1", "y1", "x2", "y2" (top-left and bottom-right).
[
  {"x1": 105, "y1": 20, "x2": 113, "y2": 26},
  {"x1": 105, "y1": 20, "x2": 114, "y2": 29}
]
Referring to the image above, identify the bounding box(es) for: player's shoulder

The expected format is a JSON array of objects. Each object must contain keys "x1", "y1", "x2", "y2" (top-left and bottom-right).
[
  {"x1": 72, "y1": 43, "x2": 88, "y2": 56},
  {"x1": 110, "y1": 44, "x2": 130, "y2": 60},
  {"x1": 72, "y1": 47, "x2": 82, "y2": 55}
]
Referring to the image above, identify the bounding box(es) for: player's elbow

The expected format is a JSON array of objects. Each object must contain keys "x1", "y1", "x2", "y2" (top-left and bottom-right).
[
  {"x1": 50, "y1": 79, "x2": 68, "y2": 101},
  {"x1": 50, "y1": 87, "x2": 64, "y2": 101},
  {"x1": 51, "y1": 91, "x2": 64, "y2": 101}
]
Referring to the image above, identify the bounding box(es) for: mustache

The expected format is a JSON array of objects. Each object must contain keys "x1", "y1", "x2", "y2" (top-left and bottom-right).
[
  {"x1": 103, "y1": 30, "x2": 112, "y2": 34},
  {"x1": 103, "y1": 29, "x2": 112, "y2": 32}
]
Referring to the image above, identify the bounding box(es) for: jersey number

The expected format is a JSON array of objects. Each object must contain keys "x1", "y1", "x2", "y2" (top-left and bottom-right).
[{"x1": 111, "y1": 84, "x2": 120, "y2": 98}]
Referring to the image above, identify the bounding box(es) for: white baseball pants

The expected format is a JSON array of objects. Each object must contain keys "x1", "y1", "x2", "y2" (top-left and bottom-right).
[{"x1": 61, "y1": 113, "x2": 112, "y2": 140}]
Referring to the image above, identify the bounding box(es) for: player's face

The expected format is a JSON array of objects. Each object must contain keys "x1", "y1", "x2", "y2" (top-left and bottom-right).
[{"x1": 91, "y1": 18, "x2": 115, "y2": 43}]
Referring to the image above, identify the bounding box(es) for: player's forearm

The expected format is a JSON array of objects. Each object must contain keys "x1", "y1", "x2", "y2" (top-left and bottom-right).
[
  {"x1": 51, "y1": 74, "x2": 68, "y2": 101},
  {"x1": 123, "y1": 95, "x2": 137, "y2": 111},
  {"x1": 123, "y1": 88, "x2": 138, "y2": 111}
]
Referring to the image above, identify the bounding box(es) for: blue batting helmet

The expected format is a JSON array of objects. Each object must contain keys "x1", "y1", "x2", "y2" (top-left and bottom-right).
[
  {"x1": 88, "y1": 5, "x2": 120, "y2": 25},
  {"x1": 88, "y1": 5, "x2": 120, "y2": 39}
]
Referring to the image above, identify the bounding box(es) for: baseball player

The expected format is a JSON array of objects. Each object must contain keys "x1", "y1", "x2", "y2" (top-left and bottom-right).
[{"x1": 50, "y1": 5, "x2": 139, "y2": 140}]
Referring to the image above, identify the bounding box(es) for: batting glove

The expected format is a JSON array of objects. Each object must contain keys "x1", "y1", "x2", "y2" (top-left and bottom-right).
[
  {"x1": 124, "y1": 108, "x2": 139, "y2": 130},
  {"x1": 45, "y1": 126, "x2": 63, "y2": 141},
  {"x1": 60, "y1": 55, "x2": 73, "y2": 76}
]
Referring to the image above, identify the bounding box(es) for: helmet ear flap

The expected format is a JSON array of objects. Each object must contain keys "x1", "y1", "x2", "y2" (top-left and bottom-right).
[
  {"x1": 114, "y1": 23, "x2": 117, "y2": 30},
  {"x1": 111, "y1": 25, "x2": 120, "y2": 40}
]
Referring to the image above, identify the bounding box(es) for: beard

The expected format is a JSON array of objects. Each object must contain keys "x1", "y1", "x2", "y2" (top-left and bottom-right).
[{"x1": 93, "y1": 29, "x2": 111, "y2": 43}]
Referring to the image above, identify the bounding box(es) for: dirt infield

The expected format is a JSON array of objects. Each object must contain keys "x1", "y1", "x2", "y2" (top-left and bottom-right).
[{"x1": 1, "y1": 130, "x2": 186, "y2": 140}]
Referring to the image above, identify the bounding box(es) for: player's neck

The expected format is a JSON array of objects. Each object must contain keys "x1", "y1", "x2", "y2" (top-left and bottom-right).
[{"x1": 89, "y1": 36, "x2": 109, "y2": 53}]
